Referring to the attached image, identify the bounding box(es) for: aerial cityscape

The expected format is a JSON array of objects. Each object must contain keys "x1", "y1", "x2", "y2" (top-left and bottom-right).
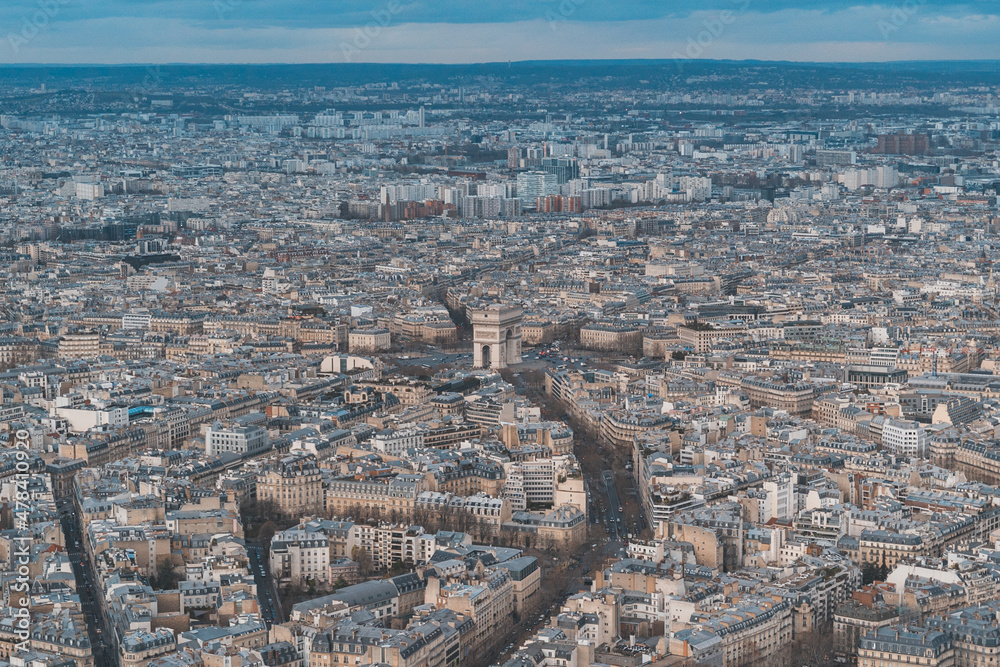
[{"x1": 2, "y1": 9, "x2": 1000, "y2": 667}]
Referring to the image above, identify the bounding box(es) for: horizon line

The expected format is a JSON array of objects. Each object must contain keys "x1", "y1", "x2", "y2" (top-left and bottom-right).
[{"x1": 2, "y1": 58, "x2": 1000, "y2": 69}]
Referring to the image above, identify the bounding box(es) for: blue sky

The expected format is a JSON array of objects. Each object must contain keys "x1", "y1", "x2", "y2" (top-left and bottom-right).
[{"x1": 1, "y1": 1, "x2": 998, "y2": 64}]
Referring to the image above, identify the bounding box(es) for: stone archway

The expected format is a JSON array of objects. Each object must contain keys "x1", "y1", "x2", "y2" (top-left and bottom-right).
[
  {"x1": 504, "y1": 328, "x2": 516, "y2": 366},
  {"x1": 471, "y1": 304, "x2": 522, "y2": 369}
]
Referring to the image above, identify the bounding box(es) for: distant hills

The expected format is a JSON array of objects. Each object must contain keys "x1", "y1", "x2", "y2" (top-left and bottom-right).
[{"x1": 0, "y1": 60, "x2": 998, "y2": 91}]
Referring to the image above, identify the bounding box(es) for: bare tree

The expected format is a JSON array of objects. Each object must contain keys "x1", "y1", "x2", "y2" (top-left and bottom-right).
[
  {"x1": 258, "y1": 520, "x2": 278, "y2": 560},
  {"x1": 351, "y1": 546, "x2": 374, "y2": 577}
]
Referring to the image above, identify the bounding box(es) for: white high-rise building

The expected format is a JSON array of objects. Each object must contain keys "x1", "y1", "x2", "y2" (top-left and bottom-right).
[
  {"x1": 204, "y1": 423, "x2": 270, "y2": 456},
  {"x1": 122, "y1": 310, "x2": 152, "y2": 330},
  {"x1": 653, "y1": 174, "x2": 712, "y2": 202},
  {"x1": 677, "y1": 175, "x2": 713, "y2": 202},
  {"x1": 763, "y1": 474, "x2": 794, "y2": 521},
  {"x1": 516, "y1": 171, "x2": 558, "y2": 207},
  {"x1": 874, "y1": 165, "x2": 899, "y2": 189},
  {"x1": 503, "y1": 459, "x2": 556, "y2": 510},
  {"x1": 881, "y1": 419, "x2": 928, "y2": 458},
  {"x1": 75, "y1": 182, "x2": 104, "y2": 200}
]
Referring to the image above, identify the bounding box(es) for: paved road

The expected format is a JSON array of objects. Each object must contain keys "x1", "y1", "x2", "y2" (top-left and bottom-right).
[
  {"x1": 248, "y1": 545, "x2": 283, "y2": 626},
  {"x1": 519, "y1": 348, "x2": 590, "y2": 373},
  {"x1": 490, "y1": 346, "x2": 640, "y2": 663},
  {"x1": 492, "y1": 599, "x2": 566, "y2": 665},
  {"x1": 393, "y1": 352, "x2": 470, "y2": 368},
  {"x1": 60, "y1": 500, "x2": 115, "y2": 667},
  {"x1": 602, "y1": 470, "x2": 626, "y2": 541}
]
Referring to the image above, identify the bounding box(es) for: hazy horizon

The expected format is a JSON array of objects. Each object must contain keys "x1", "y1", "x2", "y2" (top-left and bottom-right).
[
  {"x1": 2, "y1": 58, "x2": 1000, "y2": 68},
  {"x1": 1, "y1": 1, "x2": 998, "y2": 65}
]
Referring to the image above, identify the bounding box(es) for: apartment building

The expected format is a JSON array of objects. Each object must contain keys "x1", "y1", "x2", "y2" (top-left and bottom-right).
[
  {"x1": 925, "y1": 603, "x2": 1000, "y2": 667},
  {"x1": 371, "y1": 428, "x2": 424, "y2": 456},
  {"x1": 496, "y1": 556, "x2": 541, "y2": 616},
  {"x1": 579, "y1": 323, "x2": 642, "y2": 353},
  {"x1": 324, "y1": 475, "x2": 424, "y2": 518},
  {"x1": 58, "y1": 331, "x2": 102, "y2": 360},
  {"x1": 602, "y1": 411, "x2": 674, "y2": 450},
  {"x1": 833, "y1": 597, "x2": 900, "y2": 665},
  {"x1": 858, "y1": 530, "x2": 924, "y2": 570},
  {"x1": 344, "y1": 523, "x2": 441, "y2": 571},
  {"x1": 204, "y1": 423, "x2": 269, "y2": 457},
  {"x1": 427, "y1": 570, "x2": 515, "y2": 658},
  {"x1": 348, "y1": 328, "x2": 391, "y2": 353},
  {"x1": 686, "y1": 599, "x2": 793, "y2": 667},
  {"x1": 678, "y1": 323, "x2": 744, "y2": 353},
  {"x1": 503, "y1": 459, "x2": 555, "y2": 511},
  {"x1": 858, "y1": 627, "x2": 954, "y2": 667},
  {"x1": 257, "y1": 453, "x2": 324, "y2": 517},
  {"x1": 741, "y1": 377, "x2": 818, "y2": 416},
  {"x1": 881, "y1": 419, "x2": 929, "y2": 458},
  {"x1": 270, "y1": 529, "x2": 331, "y2": 587}
]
